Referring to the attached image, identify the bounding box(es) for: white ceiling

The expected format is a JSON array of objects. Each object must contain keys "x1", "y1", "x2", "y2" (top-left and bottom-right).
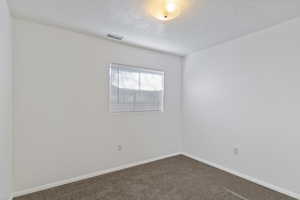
[{"x1": 9, "y1": 0, "x2": 300, "y2": 55}]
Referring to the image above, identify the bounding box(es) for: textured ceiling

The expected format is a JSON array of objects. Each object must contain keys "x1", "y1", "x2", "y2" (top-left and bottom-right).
[{"x1": 9, "y1": 0, "x2": 300, "y2": 55}]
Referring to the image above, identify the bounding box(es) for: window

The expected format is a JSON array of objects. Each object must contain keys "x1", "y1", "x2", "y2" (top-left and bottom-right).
[{"x1": 109, "y1": 63, "x2": 164, "y2": 112}]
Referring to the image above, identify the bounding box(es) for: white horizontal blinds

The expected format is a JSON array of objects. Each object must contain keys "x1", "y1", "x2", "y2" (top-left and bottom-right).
[{"x1": 110, "y1": 64, "x2": 164, "y2": 112}]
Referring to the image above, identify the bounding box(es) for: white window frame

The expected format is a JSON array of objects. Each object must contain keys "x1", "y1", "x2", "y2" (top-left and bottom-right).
[{"x1": 109, "y1": 63, "x2": 165, "y2": 113}]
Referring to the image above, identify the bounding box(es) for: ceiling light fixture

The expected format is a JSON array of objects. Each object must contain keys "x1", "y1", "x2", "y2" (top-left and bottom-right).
[
  {"x1": 148, "y1": 0, "x2": 186, "y2": 21},
  {"x1": 166, "y1": 2, "x2": 176, "y2": 13},
  {"x1": 164, "y1": 2, "x2": 177, "y2": 19}
]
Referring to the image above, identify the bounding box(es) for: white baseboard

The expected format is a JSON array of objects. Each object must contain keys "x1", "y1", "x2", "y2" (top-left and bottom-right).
[
  {"x1": 0, "y1": 194, "x2": 14, "y2": 200},
  {"x1": 13, "y1": 152, "x2": 181, "y2": 198},
  {"x1": 14, "y1": 152, "x2": 300, "y2": 200},
  {"x1": 182, "y1": 153, "x2": 300, "y2": 200}
]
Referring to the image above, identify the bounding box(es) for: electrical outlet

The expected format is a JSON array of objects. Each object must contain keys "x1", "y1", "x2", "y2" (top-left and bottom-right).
[
  {"x1": 117, "y1": 145, "x2": 123, "y2": 151},
  {"x1": 233, "y1": 147, "x2": 239, "y2": 155}
]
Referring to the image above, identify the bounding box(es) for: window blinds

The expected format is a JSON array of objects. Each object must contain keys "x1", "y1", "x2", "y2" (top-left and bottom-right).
[{"x1": 109, "y1": 64, "x2": 164, "y2": 112}]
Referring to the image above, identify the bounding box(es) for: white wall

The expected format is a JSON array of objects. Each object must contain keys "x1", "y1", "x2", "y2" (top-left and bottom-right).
[
  {"x1": 183, "y1": 18, "x2": 300, "y2": 197},
  {"x1": 14, "y1": 19, "x2": 182, "y2": 192},
  {"x1": 0, "y1": 0, "x2": 13, "y2": 200}
]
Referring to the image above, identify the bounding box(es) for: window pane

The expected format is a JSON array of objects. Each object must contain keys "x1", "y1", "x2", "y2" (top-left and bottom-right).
[
  {"x1": 140, "y1": 73, "x2": 163, "y2": 91},
  {"x1": 110, "y1": 67, "x2": 119, "y2": 105},
  {"x1": 118, "y1": 70, "x2": 139, "y2": 90},
  {"x1": 110, "y1": 64, "x2": 164, "y2": 112}
]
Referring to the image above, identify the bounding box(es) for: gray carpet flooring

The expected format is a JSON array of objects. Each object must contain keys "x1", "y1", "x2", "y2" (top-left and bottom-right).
[{"x1": 15, "y1": 155, "x2": 296, "y2": 200}]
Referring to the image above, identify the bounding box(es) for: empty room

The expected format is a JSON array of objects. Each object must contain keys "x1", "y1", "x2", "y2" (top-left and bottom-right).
[{"x1": 1, "y1": 0, "x2": 300, "y2": 199}]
